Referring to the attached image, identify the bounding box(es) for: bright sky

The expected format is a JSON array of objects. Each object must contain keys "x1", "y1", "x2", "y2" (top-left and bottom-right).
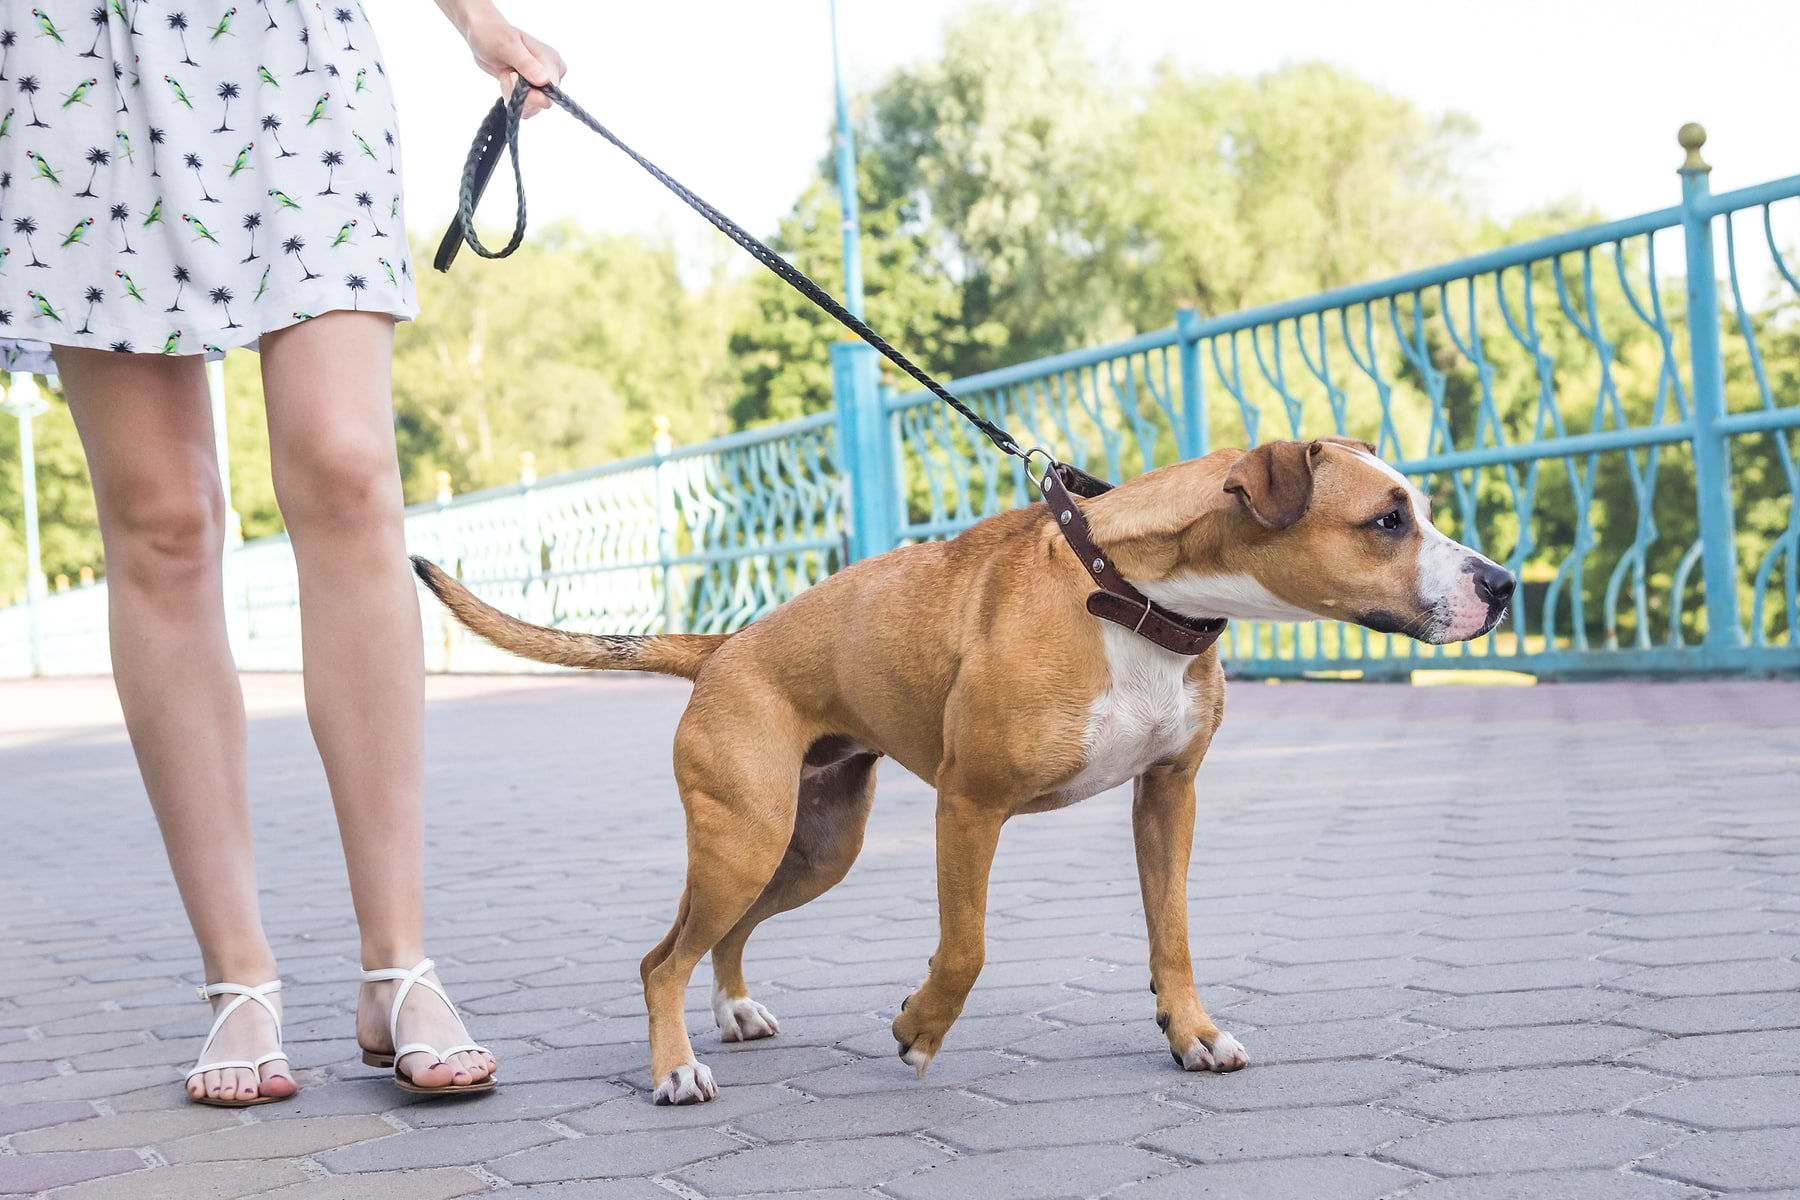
[{"x1": 382, "y1": 0, "x2": 1800, "y2": 272}]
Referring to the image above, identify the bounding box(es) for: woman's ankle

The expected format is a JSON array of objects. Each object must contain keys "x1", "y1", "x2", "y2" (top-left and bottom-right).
[
  {"x1": 200, "y1": 942, "x2": 279, "y2": 985},
  {"x1": 359, "y1": 938, "x2": 427, "y2": 972}
]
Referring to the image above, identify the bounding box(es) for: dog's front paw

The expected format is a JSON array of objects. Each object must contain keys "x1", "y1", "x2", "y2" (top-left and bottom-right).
[
  {"x1": 892, "y1": 996, "x2": 945, "y2": 1079},
  {"x1": 1173, "y1": 1029, "x2": 1249, "y2": 1073},
  {"x1": 652, "y1": 1061, "x2": 718, "y2": 1105},
  {"x1": 714, "y1": 993, "x2": 780, "y2": 1043}
]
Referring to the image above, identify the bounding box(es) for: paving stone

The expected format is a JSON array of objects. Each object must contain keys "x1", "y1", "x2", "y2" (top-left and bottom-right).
[
  {"x1": 501, "y1": 1183, "x2": 671, "y2": 1200},
  {"x1": 1406, "y1": 985, "x2": 1634, "y2": 1031},
  {"x1": 1412, "y1": 961, "x2": 1632, "y2": 995},
  {"x1": 1397, "y1": 1023, "x2": 1657, "y2": 1070},
  {"x1": 974, "y1": 1056, "x2": 1183, "y2": 1102},
  {"x1": 12, "y1": 1106, "x2": 240, "y2": 1151},
  {"x1": 1395, "y1": 1168, "x2": 1705, "y2": 1200},
  {"x1": 161, "y1": 1114, "x2": 397, "y2": 1164},
  {"x1": 670, "y1": 1134, "x2": 940, "y2": 1194},
  {"x1": 1626, "y1": 1076, "x2": 1796, "y2": 1136},
  {"x1": 1622, "y1": 1028, "x2": 1800, "y2": 1077},
  {"x1": 565, "y1": 1083, "x2": 807, "y2": 1134},
  {"x1": 1643, "y1": 1127, "x2": 1800, "y2": 1190},
  {"x1": 255, "y1": 1170, "x2": 491, "y2": 1200},
  {"x1": 1114, "y1": 1155, "x2": 1422, "y2": 1200},
  {"x1": 1383, "y1": 1113, "x2": 1682, "y2": 1176},
  {"x1": 494, "y1": 1128, "x2": 741, "y2": 1183},
  {"x1": 1172, "y1": 1059, "x2": 1432, "y2": 1111},
  {"x1": 1393, "y1": 1065, "x2": 1673, "y2": 1120},
  {"x1": 880, "y1": 1145, "x2": 1172, "y2": 1200},
  {"x1": 1614, "y1": 992, "x2": 1800, "y2": 1035},
  {"x1": 35, "y1": 1161, "x2": 309, "y2": 1200},
  {"x1": 932, "y1": 1094, "x2": 1189, "y2": 1151},
  {"x1": 1218, "y1": 987, "x2": 1421, "y2": 1026},
  {"x1": 733, "y1": 1087, "x2": 993, "y2": 1141},
  {"x1": 1234, "y1": 1017, "x2": 1427, "y2": 1063},
  {"x1": 785, "y1": 1049, "x2": 1012, "y2": 1096},
  {"x1": 1611, "y1": 960, "x2": 1800, "y2": 997},
  {"x1": 0, "y1": 1150, "x2": 148, "y2": 1196},
  {"x1": 317, "y1": 1119, "x2": 562, "y2": 1171},
  {"x1": 0, "y1": 1102, "x2": 96, "y2": 1138},
  {"x1": 406, "y1": 1078, "x2": 633, "y2": 1128},
  {"x1": 1145, "y1": 1103, "x2": 1427, "y2": 1161}
]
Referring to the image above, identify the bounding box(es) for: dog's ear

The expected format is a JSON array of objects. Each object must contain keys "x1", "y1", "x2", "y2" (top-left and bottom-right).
[
  {"x1": 1223, "y1": 440, "x2": 1323, "y2": 530},
  {"x1": 1318, "y1": 434, "x2": 1377, "y2": 456}
]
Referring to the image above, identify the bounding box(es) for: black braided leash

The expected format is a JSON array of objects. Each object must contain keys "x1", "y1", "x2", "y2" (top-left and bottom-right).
[
  {"x1": 433, "y1": 81, "x2": 1229, "y2": 654},
  {"x1": 436, "y1": 79, "x2": 1051, "y2": 475}
]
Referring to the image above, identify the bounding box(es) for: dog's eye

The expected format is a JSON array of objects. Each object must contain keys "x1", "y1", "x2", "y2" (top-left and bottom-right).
[{"x1": 1371, "y1": 509, "x2": 1406, "y2": 532}]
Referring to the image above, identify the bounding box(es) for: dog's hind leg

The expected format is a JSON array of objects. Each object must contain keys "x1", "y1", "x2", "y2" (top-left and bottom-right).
[
  {"x1": 643, "y1": 716, "x2": 801, "y2": 1105},
  {"x1": 1134, "y1": 765, "x2": 1248, "y2": 1074},
  {"x1": 889, "y1": 787, "x2": 1008, "y2": 1078},
  {"x1": 709, "y1": 753, "x2": 878, "y2": 1043}
]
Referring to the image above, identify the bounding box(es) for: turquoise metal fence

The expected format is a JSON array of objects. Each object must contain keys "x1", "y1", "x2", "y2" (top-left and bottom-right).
[
  {"x1": 4, "y1": 126, "x2": 1795, "y2": 679},
  {"x1": 849, "y1": 126, "x2": 1800, "y2": 678}
]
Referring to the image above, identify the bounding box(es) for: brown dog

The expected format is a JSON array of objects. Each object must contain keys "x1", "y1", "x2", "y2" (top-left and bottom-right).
[{"x1": 414, "y1": 438, "x2": 1513, "y2": 1104}]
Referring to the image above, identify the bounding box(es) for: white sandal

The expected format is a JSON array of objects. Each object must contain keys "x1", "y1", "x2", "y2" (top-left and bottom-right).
[
  {"x1": 185, "y1": 979, "x2": 292, "y2": 1108},
  {"x1": 358, "y1": 957, "x2": 495, "y2": 1095}
]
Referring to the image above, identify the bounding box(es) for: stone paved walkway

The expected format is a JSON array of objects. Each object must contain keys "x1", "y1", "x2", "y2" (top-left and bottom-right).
[{"x1": 2, "y1": 673, "x2": 1799, "y2": 1200}]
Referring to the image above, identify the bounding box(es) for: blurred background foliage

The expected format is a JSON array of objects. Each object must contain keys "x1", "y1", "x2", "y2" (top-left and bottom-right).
[{"x1": 1, "y1": 0, "x2": 1789, "y2": 630}]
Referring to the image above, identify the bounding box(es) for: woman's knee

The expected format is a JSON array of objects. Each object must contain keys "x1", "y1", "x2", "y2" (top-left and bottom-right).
[
  {"x1": 104, "y1": 468, "x2": 226, "y2": 591},
  {"x1": 273, "y1": 432, "x2": 404, "y2": 530}
]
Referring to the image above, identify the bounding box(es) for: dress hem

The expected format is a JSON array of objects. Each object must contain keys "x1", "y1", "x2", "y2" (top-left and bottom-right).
[{"x1": 0, "y1": 301, "x2": 420, "y2": 375}]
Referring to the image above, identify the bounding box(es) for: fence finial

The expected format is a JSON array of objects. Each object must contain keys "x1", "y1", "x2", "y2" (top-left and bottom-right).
[
  {"x1": 1678, "y1": 123, "x2": 1709, "y2": 173},
  {"x1": 435, "y1": 469, "x2": 453, "y2": 505},
  {"x1": 519, "y1": 451, "x2": 536, "y2": 485},
  {"x1": 652, "y1": 415, "x2": 673, "y2": 457}
]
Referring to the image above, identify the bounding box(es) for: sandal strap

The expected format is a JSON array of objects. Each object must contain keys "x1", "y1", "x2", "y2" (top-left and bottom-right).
[
  {"x1": 188, "y1": 979, "x2": 284, "y2": 1083},
  {"x1": 360, "y1": 958, "x2": 462, "y2": 1054},
  {"x1": 392, "y1": 1040, "x2": 491, "y2": 1067}
]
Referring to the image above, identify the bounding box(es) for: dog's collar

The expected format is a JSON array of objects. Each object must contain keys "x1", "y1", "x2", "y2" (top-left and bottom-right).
[{"x1": 1039, "y1": 464, "x2": 1228, "y2": 658}]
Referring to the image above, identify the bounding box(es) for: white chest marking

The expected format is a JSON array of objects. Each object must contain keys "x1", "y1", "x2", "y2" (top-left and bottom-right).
[{"x1": 1057, "y1": 626, "x2": 1205, "y2": 805}]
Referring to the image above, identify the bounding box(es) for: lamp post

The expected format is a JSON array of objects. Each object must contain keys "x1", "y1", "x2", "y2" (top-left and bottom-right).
[
  {"x1": 3, "y1": 372, "x2": 50, "y2": 676},
  {"x1": 829, "y1": 0, "x2": 864, "y2": 319}
]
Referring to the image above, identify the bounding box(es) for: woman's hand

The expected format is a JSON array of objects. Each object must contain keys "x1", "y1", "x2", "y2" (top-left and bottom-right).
[{"x1": 439, "y1": 2, "x2": 567, "y2": 118}]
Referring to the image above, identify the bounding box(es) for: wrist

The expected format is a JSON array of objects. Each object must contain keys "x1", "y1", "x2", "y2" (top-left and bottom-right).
[{"x1": 442, "y1": 0, "x2": 503, "y2": 39}]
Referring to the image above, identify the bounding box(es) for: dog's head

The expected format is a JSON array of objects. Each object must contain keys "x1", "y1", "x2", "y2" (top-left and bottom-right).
[{"x1": 1115, "y1": 439, "x2": 1513, "y2": 644}]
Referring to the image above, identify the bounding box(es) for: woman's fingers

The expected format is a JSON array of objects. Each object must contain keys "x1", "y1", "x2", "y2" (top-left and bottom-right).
[{"x1": 511, "y1": 31, "x2": 564, "y2": 118}]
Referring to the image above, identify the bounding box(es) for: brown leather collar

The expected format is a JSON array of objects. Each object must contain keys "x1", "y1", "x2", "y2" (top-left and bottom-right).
[{"x1": 1040, "y1": 464, "x2": 1228, "y2": 658}]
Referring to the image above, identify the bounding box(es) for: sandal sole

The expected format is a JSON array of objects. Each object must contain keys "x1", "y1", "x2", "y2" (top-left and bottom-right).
[
  {"x1": 362, "y1": 1049, "x2": 497, "y2": 1094},
  {"x1": 189, "y1": 1093, "x2": 287, "y2": 1108}
]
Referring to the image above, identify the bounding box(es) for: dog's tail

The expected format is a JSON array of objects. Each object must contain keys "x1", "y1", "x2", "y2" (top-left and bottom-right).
[{"x1": 410, "y1": 556, "x2": 729, "y2": 680}]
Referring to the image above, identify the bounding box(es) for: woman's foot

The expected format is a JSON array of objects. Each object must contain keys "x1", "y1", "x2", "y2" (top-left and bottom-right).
[
  {"x1": 357, "y1": 966, "x2": 497, "y2": 1089},
  {"x1": 186, "y1": 987, "x2": 297, "y2": 1104}
]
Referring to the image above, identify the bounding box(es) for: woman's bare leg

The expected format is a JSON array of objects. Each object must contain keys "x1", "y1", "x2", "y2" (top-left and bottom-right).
[
  {"x1": 56, "y1": 348, "x2": 294, "y2": 1104},
  {"x1": 258, "y1": 312, "x2": 493, "y2": 1088}
]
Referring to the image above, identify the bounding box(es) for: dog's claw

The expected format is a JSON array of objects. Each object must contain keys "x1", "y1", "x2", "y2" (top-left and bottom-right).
[
  {"x1": 1175, "y1": 1030, "x2": 1249, "y2": 1073},
  {"x1": 652, "y1": 1062, "x2": 717, "y2": 1105}
]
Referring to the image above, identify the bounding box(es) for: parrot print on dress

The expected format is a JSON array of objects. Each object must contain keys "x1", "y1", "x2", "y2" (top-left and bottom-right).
[{"x1": 1, "y1": 1, "x2": 416, "y2": 370}]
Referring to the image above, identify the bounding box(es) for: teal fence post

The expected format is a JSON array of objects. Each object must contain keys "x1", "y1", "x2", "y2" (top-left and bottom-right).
[
  {"x1": 1676, "y1": 123, "x2": 1744, "y2": 648},
  {"x1": 1175, "y1": 306, "x2": 1206, "y2": 460},
  {"x1": 832, "y1": 339, "x2": 891, "y2": 561},
  {"x1": 652, "y1": 416, "x2": 682, "y2": 633}
]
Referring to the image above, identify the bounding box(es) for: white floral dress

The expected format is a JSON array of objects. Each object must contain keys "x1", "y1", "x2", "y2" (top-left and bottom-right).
[{"x1": 0, "y1": 0, "x2": 416, "y2": 371}]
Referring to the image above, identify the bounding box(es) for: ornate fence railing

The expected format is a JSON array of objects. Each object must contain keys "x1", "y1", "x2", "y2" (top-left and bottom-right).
[
  {"x1": 0, "y1": 412, "x2": 843, "y2": 676},
  {"x1": 2, "y1": 126, "x2": 1795, "y2": 678}
]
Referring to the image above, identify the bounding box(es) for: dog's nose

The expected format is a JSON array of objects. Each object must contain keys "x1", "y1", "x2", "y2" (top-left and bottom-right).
[{"x1": 1473, "y1": 562, "x2": 1516, "y2": 608}]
